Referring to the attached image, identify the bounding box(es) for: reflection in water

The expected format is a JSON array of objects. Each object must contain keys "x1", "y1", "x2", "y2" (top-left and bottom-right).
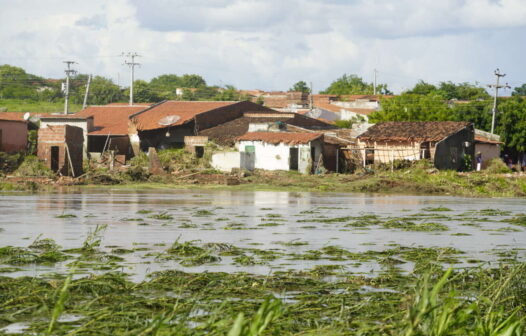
[{"x1": 1, "y1": 189, "x2": 525, "y2": 281}]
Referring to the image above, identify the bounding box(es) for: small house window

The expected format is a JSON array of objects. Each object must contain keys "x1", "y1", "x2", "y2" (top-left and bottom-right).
[{"x1": 245, "y1": 145, "x2": 255, "y2": 153}]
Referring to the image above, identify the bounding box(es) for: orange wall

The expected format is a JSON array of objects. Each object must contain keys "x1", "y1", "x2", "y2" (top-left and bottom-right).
[{"x1": 0, "y1": 120, "x2": 27, "y2": 152}]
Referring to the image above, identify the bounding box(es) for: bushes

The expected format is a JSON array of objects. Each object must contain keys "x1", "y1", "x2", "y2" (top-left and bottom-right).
[
  {"x1": 486, "y1": 158, "x2": 512, "y2": 174},
  {"x1": 14, "y1": 155, "x2": 53, "y2": 177},
  {"x1": 0, "y1": 152, "x2": 23, "y2": 174}
]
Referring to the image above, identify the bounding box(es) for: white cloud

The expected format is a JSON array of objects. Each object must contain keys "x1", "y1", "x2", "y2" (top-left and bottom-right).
[{"x1": 0, "y1": 0, "x2": 524, "y2": 93}]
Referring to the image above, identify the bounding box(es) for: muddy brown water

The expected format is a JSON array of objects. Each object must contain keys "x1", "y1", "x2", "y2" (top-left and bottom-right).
[{"x1": 0, "y1": 189, "x2": 525, "y2": 281}]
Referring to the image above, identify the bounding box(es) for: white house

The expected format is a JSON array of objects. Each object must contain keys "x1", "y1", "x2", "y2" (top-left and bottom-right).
[{"x1": 237, "y1": 132, "x2": 324, "y2": 174}]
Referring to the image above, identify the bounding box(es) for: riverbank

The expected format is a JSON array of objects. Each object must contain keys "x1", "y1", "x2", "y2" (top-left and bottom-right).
[{"x1": 2, "y1": 167, "x2": 526, "y2": 197}]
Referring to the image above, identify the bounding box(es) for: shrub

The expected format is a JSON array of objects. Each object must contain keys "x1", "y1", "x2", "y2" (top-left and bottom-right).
[
  {"x1": 486, "y1": 158, "x2": 511, "y2": 174},
  {"x1": 14, "y1": 155, "x2": 53, "y2": 177}
]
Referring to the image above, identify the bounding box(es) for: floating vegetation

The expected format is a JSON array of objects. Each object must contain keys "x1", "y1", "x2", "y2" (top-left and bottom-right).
[
  {"x1": 195, "y1": 209, "x2": 214, "y2": 216},
  {"x1": 136, "y1": 209, "x2": 152, "y2": 214},
  {"x1": 507, "y1": 214, "x2": 526, "y2": 228},
  {"x1": 148, "y1": 212, "x2": 173, "y2": 220},
  {"x1": 421, "y1": 206, "x2": 452, "y2": 212},
  {"x1": 382, "y1": 219, "x2": 449, "y2": 231},
  {"x1": 55, "y1": 213, "x2": 77, "y2": 218}
]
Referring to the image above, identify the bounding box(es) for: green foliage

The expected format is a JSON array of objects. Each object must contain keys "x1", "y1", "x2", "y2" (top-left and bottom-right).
[
  {"x1": 407, "y1": 80, "x2": 437, "y2": 95},
  {"x1": 370, "y1": 94, "x2": 453, "y2": 122},
  {"x1": 289, "y1": 80, "x2": 310, "y2": 93},
  {"x1": 227, "y1": 298, "x2": 283, "y2": 336},
  {"x1": 497, "y1": 96, "x2": 526, "y2": 153},
  {"x1": 486, "y1": 158, "x2": 512, "y2": 174},
  {"x1": 14, "y1": 155, "x2": 54, "y2": 177},
  {"x1": 334, "y1": 119, "x2": 353, "y2": 128},
  {"x1": 0, "y1": 152, "x2": 23, "y2": 173},
  {"x1": 512, "y1": 84, "x2": 526, "y2": 97},
  {"x1": 322, "y1": 74, "x2": 391, "y2": 95},
  {"x1": 86, "y1": 76, "x2": 124, "y2": 105}
]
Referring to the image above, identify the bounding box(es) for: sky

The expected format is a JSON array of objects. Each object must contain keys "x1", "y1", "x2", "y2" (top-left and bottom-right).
[{"x1": 0, "y1": 0, "x2": 525, "y2": 93}]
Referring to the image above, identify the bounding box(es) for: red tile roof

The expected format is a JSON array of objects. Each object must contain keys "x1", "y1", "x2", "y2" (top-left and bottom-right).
[
  {"x1": 237, "y1": 132, "x2": 323, "y2": 145},
  {"x1": 475, "y1": 135, "x2": 502, "y2": 144},
  {"x1": 0, "y1": 112, "x2": 27, "y2": 122},
  {"x1": 75, "y1": 105, "x2": 147, "y2": 135},
  {"x1": 358, "y1": 121, "x2": 472, "y2": 142},
  {"x1": 131, "y1": 101, "x2": 238, "y2": 131}
]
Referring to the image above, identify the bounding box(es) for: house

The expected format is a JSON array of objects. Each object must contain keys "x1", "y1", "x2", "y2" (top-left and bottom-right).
[
  {"x1": 37, "y1": 124, "x2": 83, "y2": 177},
  {"x1": 39, "y1": 115, "x2": 93, "y2": 159},
  {"x1": 128, "y1": 100, "x2": 275, "y2": 153},
  {"x1": 474, "y1": 129, "x2": 502, "y2": 169},
  {"x1": 198, "y1": 110, "x2": 337, "y2": 147},
  {"x1": 237, "y1": 132, "x2": 324, "y2": 174},
  {"x1": 74, "y1": 104, "x2": 150, "y2": 159},
  {"x1": 0, "y1": 112, "x2": 28, "y2": 153},
  {"x1": 357, "y1": 121, "x2": 474, "y2": 170}
]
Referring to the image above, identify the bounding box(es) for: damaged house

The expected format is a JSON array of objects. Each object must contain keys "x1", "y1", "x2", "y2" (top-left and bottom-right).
[
  {"x1": 128, "y1": 101, "x2": 274, "y2": 153},
  {"x1": 237, "y1": 132, "x2": 324, "y2": 174},
  {"x1": 357, "y1": 121, "x2": 474, "y2": 170}
]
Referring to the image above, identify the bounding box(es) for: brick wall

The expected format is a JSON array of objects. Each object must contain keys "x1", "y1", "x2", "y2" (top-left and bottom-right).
[{"x1": 38, "y1": 125, "x2": 84, "y2": 177}]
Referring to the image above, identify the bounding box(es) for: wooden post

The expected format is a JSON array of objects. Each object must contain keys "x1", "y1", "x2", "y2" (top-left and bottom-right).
[{"x1": 64, "y1": 143, "x2": 76, "y2": 177}]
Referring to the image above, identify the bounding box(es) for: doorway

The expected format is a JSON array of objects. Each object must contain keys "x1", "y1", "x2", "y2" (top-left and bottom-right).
[
  {"x1": 51, "y1": 146, "x2": 59, "y2": 172},
  {"x1": 289, "y1": 148, "x2": 299, "y2": 170}
]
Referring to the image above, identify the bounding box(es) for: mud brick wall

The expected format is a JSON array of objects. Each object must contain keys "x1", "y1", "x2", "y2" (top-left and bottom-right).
[{"x1": 65, "y1": 125, "x2": 84, "y2": 176}]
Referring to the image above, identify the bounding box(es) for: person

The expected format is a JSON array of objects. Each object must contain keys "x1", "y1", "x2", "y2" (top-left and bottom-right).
[
  {"x1": 475, "y1": 152, "x2": 482, "y2": 171},
  {"x1": 503, "y1": 154, "x2": 513, "y2": 170},
  {"x1": 521, "y1": 152, "x2": 526, "y2": 173}
]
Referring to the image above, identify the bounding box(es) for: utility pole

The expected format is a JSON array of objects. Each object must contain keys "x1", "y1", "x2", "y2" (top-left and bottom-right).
[
  {"x1": 309, "y1": 81, "x2": 313, "y2": 113},
  {"x1": 82, "y1": 74, "x2": 92, "y2": 110},
  {"x1": 122, "y1": 52, "x2": 140, "y2": 106},
  {"x1": 373, "y1": 69, "x2": 378, "y2": 95},
  {"x1": 487, "y1": 68, "x2": 511, "y2": 134},
  {"x1": 63, "y1": 61, "x2": 77, "y2": 114}
]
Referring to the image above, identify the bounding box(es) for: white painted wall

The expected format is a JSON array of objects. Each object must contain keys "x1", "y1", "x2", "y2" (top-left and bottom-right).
[
  {"x1": 341, "y1": 110, "x2": 369, "y2": 122},
  {"x1": 239, "y1": 140, "x2": 319, "y2": 174},
  {"x1": 211, "y1": 151, "x2": 241, "y2": 172}
]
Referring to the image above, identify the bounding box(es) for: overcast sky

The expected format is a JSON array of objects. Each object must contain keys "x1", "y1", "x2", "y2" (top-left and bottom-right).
[{"x1": 1, "y1": 0, "x2": 525, "y2": 93}]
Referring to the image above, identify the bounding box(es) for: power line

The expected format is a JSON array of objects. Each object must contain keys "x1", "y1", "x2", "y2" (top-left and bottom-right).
[
  {"x1": 122, "y1": 52, "x2": 140, "y2": 106},
  {"x1": 487, "y1": 68, "x2": 511, "y2": 134}
]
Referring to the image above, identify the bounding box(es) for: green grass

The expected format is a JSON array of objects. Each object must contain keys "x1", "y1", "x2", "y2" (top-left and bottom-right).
[{"x1": 0, "y1": 99, "x2": 82, "y2": 113}]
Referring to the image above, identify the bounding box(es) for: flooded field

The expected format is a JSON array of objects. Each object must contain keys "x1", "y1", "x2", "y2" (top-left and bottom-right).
[
  {"x1": 1, "y1": 189, "x2": 525, "y2": 280},
  {"x1": 1, "y1": 189, "x2": 525, "y2": 335}
]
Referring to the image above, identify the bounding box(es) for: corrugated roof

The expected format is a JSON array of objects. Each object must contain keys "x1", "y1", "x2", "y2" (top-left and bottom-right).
[
  {"x1": 358, "y1": 121, "x2": 472, "y2": 142},
  {"x1": 75, "y1": 105, "x2": 147, "y2": 135},
  {"x1": 0, "y1": 112, "x2": 27, "y2": 122},
  {"x1": 131, "y1": 101, "x2": 238, "y2": 131},
  {"x1": 237, "y1": 132, "x2": 323, "y2": 145}
]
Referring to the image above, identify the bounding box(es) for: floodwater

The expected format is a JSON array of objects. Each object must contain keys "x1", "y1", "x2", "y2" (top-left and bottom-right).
[{"x1": 0, "y1": 189, "x2": 525, "y2": 281}]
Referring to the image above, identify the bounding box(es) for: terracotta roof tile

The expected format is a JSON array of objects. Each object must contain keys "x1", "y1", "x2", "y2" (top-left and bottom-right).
[
  {"x1": 0, "y1": 112, "x2": 27, "y2": 122},
  {"x1": 237, "y1": 132, "x2": 323, "y2": 145},
  {"x1": 131, "y1": 101, "x2": 238, "y2": 131},
  {"x1": 358, "y1": 121, "x2": 472, "y2": 142},
  {"x1": 475, "y1": 135, "x2": 503, "y2": 144},
  {"x1": 75, "y1": 105, "x2": 147, "y2": 135}
]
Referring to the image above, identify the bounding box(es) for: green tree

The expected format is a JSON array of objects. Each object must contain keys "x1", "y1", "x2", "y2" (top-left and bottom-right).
[
  {"x1": 180, "y1": 74, "x2": 206, "y2": 88},
  {"x1": 125, "y1": 80, "x2": 162, "y2": 103},
  {"x1": 322, "y1": 74, "x2": 391, "y2": 95},
  {"x1": 436, "y1": 81, "x2": 490, "y2": 100},
  {"x1": 87, "y1": 76, "x2": 124, "y2": 105},
  {"x1": 370, "y1": 94, "x2": 454, "y2": 122},
  {"x1": 512, "y1": 84, "x2": 526, "y2": 97},
  {"x1": 498, "y1": 96, "x2": 526, "y2": 153},
  {"x1": 0, "y1": 64, "x2": 44, "y2": 99},
  {"x1": 406, "y1": 80, "x2": 437, "y2": 95},
  {"x1": 289, "y1": 81, "x2": 310, "y2": 93},
  {"x1": 451, "y1": 100, "x2": 492, "y2": 132}
]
